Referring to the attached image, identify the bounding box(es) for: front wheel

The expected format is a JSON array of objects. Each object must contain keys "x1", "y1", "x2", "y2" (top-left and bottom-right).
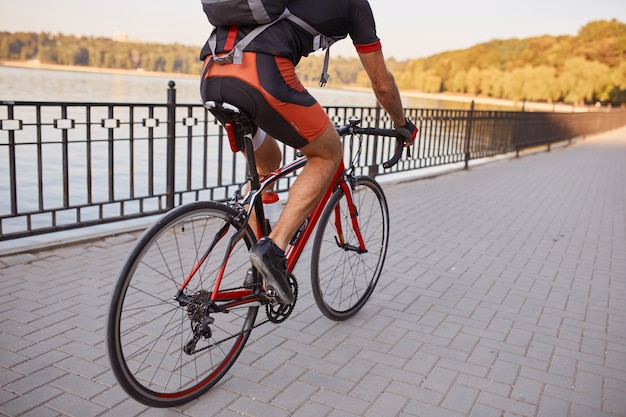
[
  {"x1": 106, "y1": 201, "x2": 257, "y2": 407},
  {"x1": 311, "y1": 176, "x2": 389, "y2": 320}
]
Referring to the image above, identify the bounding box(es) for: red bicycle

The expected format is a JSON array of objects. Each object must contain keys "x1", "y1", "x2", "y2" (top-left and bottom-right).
[{"x1": 106, "y1": 101, "x2": 407, "y2": 407}]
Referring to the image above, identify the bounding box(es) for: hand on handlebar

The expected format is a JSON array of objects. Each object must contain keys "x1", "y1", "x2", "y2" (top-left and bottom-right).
[{"x1": 394, "y1": 118, "x2": 418, "y2": 146}]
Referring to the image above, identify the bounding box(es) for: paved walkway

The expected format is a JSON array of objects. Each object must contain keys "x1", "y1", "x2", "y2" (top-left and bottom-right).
[{"x1": 1, "y1": 126, "x2": 625, "y2": 417}]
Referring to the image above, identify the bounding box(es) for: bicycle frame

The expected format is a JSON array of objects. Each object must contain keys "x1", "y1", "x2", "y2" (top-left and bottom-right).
[
  {"x1": 175, "y1": 115, "x2": 406, "y2": 310},
  {"x1": 251, "y1": 156, "x2": 364, "y2": 273},
  {"x1": 176, "y1": 135, "x2": 366, "y2": 308}
]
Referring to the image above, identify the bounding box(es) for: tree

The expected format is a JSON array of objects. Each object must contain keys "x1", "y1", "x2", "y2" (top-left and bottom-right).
[
  {"x1": 559, "y1": 57, "x2": 611, "y2": 104},
  {"x1": 522, "y1": 66, "x2": 558, "y2": 102},
  {"x1": 74, "y1": 47, "x2": 89, "y2": 66},
  {"x1": 610, "y1": 62, "x2": 626, "y2": 104},
  {"x1": 465, "y1": 67, "x2": 482, "y2": 95},
  {"x1": 503, "y1": 69, "x2": 526, "y2": 102},
  {"x1": 449, "y1": 70, "x2": 466, "y2": 93},
  {"x1": 578, "y1": 19, "x2": 626, "y2": 42}
]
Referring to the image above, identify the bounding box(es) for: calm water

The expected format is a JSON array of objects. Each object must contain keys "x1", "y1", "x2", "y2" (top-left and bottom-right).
[{"x1": 0, "y1": 65, "x2": 506, "y2": 109}]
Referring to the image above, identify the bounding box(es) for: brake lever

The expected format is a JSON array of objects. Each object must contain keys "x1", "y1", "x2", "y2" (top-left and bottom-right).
[{"x1": 383, "y1": 137, "x2": 406, "y2": 169}]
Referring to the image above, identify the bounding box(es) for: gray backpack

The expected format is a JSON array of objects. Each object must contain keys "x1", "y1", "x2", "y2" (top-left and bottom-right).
[{"x1": 201, "y1": 0, "x2": 335, "y2": 85}]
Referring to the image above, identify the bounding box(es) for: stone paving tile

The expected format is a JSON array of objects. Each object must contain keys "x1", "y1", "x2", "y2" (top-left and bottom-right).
[{"x1": 1, "y1": 126, "x2": 625, "y2": 416}]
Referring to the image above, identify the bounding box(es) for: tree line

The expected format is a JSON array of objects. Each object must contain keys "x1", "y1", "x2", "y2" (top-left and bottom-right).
[
  {"x1": 387, "y1": 19, "x2": 626, "y2": 106},
  {"x1": 0, "y1": 32, "x2": 203, "y2": 74},
  {"x1": 1, "y1": 19, "x2": 625, "y2": 106}
]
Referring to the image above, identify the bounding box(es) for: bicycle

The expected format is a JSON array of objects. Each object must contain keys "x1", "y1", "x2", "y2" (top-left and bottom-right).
[{"x1": 106, "y1": 101, "x2": 407, "y2": 407}]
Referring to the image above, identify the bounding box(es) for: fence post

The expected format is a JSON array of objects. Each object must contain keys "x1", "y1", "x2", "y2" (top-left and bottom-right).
[
  {"x1": 464, "y1": 100, "x2": 475, "y2": 169},
  {"x1": 369, "y1": 102, "x2": 382, "y2": 178},
  {"x1": 7, "y1": 103, "x2": 18, "y2": 216},
  {"x1": 166, "y1": 81, "x2": 176, "y2": 210}
]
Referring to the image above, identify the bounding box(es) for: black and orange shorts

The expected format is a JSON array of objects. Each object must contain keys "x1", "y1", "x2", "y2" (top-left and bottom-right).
[{"x1": 200, "y1": 52, "x2": 330, "y2": 149}]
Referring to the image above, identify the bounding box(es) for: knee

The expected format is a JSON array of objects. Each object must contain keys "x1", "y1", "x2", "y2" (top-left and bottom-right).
[
  {"x1": 303, "y1": 127, "x2": 343, "y2": 167},
  {"x1": 329, "y1": 137, "x2": 343, "y2": 166}
]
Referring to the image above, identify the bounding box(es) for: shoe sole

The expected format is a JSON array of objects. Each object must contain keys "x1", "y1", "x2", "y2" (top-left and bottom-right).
[{"x1": 249, "y1": 253, "x2": 294, "y2": 305}]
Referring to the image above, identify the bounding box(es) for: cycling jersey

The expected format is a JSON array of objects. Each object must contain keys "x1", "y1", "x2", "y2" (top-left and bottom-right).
[
  {"x1": 200, "y1": 0, "x2": 382, "y2": 148},
  {"x1": 200, "y1": 0, "x2": 382, "y2": 64}
]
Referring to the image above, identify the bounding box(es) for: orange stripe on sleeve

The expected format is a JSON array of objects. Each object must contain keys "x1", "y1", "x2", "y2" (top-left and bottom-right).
[{"x1": 354, "y1": 41, "x2": 382, "y2": 54}]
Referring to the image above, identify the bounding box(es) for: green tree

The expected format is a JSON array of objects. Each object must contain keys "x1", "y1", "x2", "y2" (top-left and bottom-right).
[
  {"x1": 503, "y1": 68, "x2": 526, "y2": 102},
  {"x1": 74, "y1": 47, "x2": 89, "y2": 66},
  {"x1": 559, "y1": 57, "x2": 611, "y2": 104},
  {"x1": 449, "y1": 70, "x2": 466, "y2": 93},
  {"x1": 465, "y1": 67, "x2": 482, "y2": 95}
]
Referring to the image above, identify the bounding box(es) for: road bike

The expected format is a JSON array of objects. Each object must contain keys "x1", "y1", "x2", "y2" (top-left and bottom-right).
[{"x1": 106, "y1": 101, "x2": 406, "y2": 407}]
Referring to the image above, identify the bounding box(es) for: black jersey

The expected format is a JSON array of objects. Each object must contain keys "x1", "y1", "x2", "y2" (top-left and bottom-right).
[{"x1": 200, "y1": 0, "x2": 381, "y2": 65}]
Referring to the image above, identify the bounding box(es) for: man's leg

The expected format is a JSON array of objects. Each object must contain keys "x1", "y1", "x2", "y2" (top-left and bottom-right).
[
  {"x1": 268, "y1": 122, "x2": 343, "y2": 249},
  {"x1": 253, "y1": 132, "x2": 282, "y2": 176},
  {"x1": 249, "y1": 121, "x2": 342, "y2": 304}
]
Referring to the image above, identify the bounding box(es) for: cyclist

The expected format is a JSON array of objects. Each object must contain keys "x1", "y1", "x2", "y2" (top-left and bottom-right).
[{"x1": 200, "y1": 0, "x2": 418, "y2": 305}]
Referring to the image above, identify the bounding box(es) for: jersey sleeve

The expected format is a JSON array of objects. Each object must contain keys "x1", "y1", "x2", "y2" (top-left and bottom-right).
[{"x1": 349, "y1": 0, "x2": 382, "y2": 52}]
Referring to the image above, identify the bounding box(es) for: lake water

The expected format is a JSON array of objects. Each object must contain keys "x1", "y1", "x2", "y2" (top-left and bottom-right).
[{"x1": 0, "y1": 65, "x2": 511, "y2": 110}]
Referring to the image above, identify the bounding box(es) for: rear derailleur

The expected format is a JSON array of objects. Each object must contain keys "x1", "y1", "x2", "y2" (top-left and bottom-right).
[{"x1": 182, "y1": 290, "x2": 215, "y2": 355}]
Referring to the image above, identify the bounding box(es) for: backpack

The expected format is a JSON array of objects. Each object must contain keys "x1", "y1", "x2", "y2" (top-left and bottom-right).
[
  {"x1": 201, "y1": 0, "x2": 335, "y2": 86},
  {"x1": 202, "y1": 0, "x2": 290, "y2": 26}
]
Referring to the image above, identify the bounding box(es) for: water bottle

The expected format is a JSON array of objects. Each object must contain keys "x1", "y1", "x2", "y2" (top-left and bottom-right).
[{"x1": 262, "y1": 190, "x2": 281, "y2": 229}]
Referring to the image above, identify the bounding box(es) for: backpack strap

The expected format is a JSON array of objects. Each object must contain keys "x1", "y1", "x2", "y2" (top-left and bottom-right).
[
  {"x1": 285, "y1": 12, "x2": 336, "y2": 86},
  {"x1": 208, "y1": 8, "x2": 336, "y2": 86}
]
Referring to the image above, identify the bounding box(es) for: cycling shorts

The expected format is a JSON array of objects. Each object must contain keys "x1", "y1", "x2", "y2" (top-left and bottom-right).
[{"x1": 200, "y1": 52, "x2": 330, "y2": 149}]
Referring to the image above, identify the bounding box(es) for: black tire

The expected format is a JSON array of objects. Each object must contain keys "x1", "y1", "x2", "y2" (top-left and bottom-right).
[
  {"x1": 106, "y1": 201, "x2": 257, "y2": 407},
  {"x1": 311, "y1": 176, "x2": 389, "y2": 320}
]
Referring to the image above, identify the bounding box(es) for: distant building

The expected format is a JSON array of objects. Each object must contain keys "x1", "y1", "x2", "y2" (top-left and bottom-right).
[{"x1": 113, "y1": 31, "x2": 128, "y2": 42}]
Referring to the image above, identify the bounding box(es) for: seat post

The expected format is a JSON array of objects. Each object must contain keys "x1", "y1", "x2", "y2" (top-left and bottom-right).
[
  {"x1": 243, "y1": 133, "x2": 272, "y2": 237},
  {"x1": 244, "y1": 134, "x2": 261, "y2": 192}
]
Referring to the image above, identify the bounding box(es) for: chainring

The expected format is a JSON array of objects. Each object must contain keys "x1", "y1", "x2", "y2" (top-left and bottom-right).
[{"x1": 266, "y1": 273, "x2": 298, "y2": 324}]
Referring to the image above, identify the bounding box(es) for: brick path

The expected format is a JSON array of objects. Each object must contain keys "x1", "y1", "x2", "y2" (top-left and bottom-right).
[{"x1": 1, "y1": 126, "x2": 625, "y2": 417}]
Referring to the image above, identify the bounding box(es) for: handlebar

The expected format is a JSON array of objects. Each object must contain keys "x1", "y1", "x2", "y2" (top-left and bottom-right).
[{"x1": 337, "y1": 123, "x2": 407, "y2": 169}]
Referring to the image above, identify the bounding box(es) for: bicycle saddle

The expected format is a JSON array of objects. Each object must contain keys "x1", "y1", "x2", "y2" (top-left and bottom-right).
[{"x1": 205, "y1": 101, "x2": 256, "y2": 153}]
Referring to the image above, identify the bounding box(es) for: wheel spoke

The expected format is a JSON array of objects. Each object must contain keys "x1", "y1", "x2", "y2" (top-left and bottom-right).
[
  {"x1": 311, "y1": 177, "x2": 389, "y2": 321},
  {"x1": 107, "y1": 202, "x2": 259, "y2": 407}
]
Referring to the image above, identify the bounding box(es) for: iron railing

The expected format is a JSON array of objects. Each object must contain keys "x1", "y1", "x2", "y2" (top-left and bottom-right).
[{"x1": 2, "y1": 82, "x2": 625, "y2": 240}]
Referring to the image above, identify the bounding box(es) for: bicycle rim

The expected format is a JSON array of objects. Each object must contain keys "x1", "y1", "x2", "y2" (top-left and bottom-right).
[
  {"x1": 311, "y1": 176, "x2": 389, "y2": 320},
  {"x1": 106, "y1": 202, "x2": 257, "y2": 407}
]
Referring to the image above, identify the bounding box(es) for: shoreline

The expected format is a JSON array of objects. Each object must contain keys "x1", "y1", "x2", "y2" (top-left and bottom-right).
[
  {"x1": 0, "y1": 59, "x2": 198, "y2": 80},
  {"x1": 1, "y1": 59, "x2": 585, "y2": 112},
  {"x1": 344, "y1": 85, "x2": 583, "y2": 113}
]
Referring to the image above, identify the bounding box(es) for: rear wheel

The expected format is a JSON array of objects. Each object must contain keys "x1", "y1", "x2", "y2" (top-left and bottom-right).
[
  {"x1": 106, "y1": 202, "x2": 257, "y2": 407},
  {"x1": 311, "y1": 176, "x2": 389, "y2": 320}
]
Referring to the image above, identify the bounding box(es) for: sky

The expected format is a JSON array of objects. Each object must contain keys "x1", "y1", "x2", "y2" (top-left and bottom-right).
[{"x1": 1, "y1": 0, "x2": 624, "y2": 60}]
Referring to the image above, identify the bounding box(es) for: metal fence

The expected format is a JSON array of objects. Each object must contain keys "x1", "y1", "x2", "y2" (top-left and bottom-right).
[{"x1": 2, "y1": 81, "x2": 625, "y2": 240}]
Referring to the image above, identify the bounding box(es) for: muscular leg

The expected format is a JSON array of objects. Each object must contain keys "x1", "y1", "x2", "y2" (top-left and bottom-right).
[
  {"x1": 252, "y1": 133, "x2": 282, "y2": 176},
  {"x1": 268, "y1": 121, "x2": 343, "y2": 250}
]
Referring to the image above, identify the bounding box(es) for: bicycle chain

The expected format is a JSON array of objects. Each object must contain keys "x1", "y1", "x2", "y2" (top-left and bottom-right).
[
  {"x1": 190, "y1": 318, "x2": 271, "y2": 355},
  {"x1": 188, "y1": 274, "x2": 298, "y2": 354}
]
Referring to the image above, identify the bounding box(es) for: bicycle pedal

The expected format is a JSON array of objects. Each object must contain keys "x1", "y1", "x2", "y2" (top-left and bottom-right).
[{"x1": 242, "y1": 267, "x2": 257, "y2": 288}]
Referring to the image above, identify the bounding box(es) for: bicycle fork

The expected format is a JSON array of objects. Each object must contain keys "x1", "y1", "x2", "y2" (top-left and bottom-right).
[{"x1": 333, "y1": 179, "x2": 368, "y2": 254}]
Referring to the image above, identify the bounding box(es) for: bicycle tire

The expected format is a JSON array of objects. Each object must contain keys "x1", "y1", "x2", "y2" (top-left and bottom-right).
[
  {"x1": 311, "y1": 176, "x2": 389, "y2": 321},
  {"x1": 106, "y1": 201, "x2": 257, "y2": 407}
]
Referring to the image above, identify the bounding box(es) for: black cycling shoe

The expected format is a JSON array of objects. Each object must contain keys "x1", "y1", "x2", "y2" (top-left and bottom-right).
[{"x1": 249, "y1": 237, "x2": 294, "y2": 305}]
